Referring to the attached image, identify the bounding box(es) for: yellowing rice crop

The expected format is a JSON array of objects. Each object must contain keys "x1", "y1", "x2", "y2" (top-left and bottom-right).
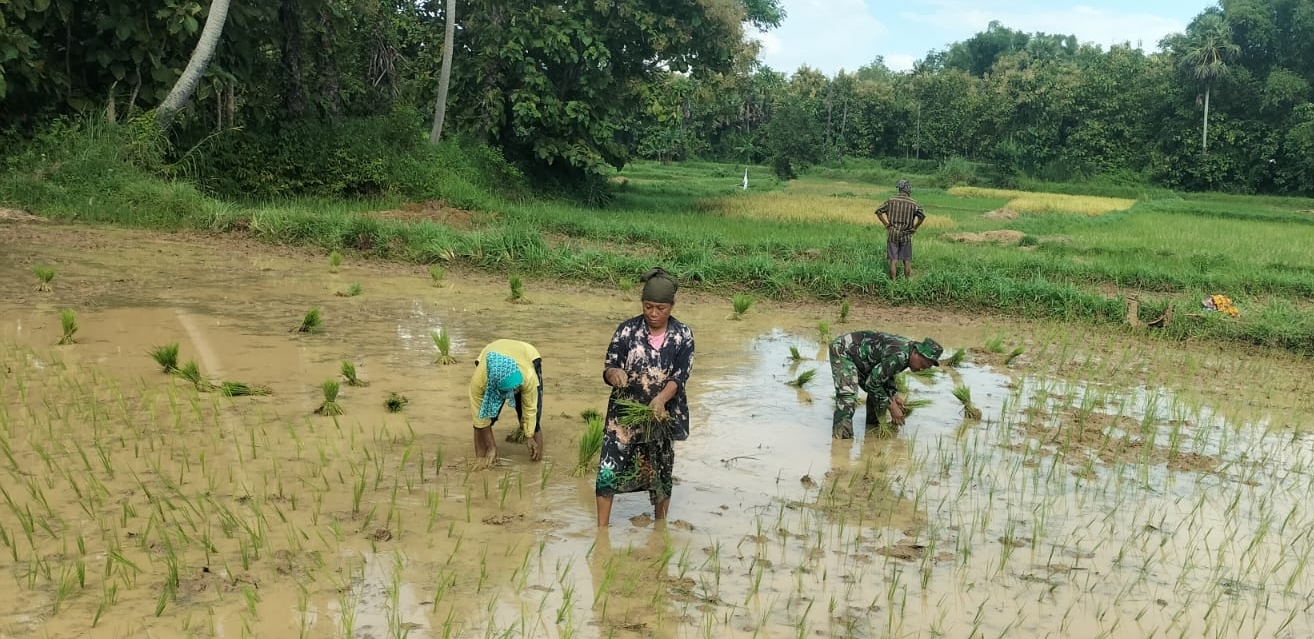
[
  {"x1": 948, "y1": 186, "x2": 1134, "y2": 216},
  {"x1": 705, "y1": 191, "x2": 956, "y2": 229}
]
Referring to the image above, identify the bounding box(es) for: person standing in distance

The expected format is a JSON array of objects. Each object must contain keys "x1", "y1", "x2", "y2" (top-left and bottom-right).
[{"x1": 875, "y1": 179, "x2": 926, "y2": 279}]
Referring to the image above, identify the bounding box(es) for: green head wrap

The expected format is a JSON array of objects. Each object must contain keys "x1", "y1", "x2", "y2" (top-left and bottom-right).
[{"x1": 640, "y1": 267, "x2": 677, "y2": 304}]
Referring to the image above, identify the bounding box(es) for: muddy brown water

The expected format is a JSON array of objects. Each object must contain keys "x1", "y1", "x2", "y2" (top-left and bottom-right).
[{"x1": 3, "y1": 224, "x2": 1314, "y2": 639}]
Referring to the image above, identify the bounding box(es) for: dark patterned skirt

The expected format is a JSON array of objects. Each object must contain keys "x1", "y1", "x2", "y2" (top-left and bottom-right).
[{"x1": 595, "y1": 429, "x2": 674, "y2": 504}]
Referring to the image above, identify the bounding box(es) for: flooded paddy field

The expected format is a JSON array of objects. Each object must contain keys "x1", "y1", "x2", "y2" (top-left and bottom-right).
[{"x1": 2, "y1": 222, "x2": 1314, "y2": 638}]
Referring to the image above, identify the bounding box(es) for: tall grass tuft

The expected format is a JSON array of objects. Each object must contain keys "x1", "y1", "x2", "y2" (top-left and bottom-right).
[
  {"x1": 573, "y1": 409, "x2": 605, "y2": 477},
  {"x1": 429, "y1": 265, "x2": 446, "y2": 286},
  {"x1": 384, "y1": 393, "x2": 409, "y2": 413},
  {"x1": 221, "y1": 382, "x2": 273, "y2": 397},
  {"x1": 341, "y1": 360, "x2": 368, "y2": 387},
  {"x1": 315, "y1": 380, "x2": 344, "y2": 416},
  {"x1": 508, "y1": 275, "x2": 525, "y2": 302},
  {"x1": 838, "y1": 300, "x2": 850, "y2": 323},
  {"x1": 731, "y1": 294, "x2": 753, "y2": 319},
  {"x1": 953, "y1": 384, "x2": 981, "y2": 420},
  {"x1": 149, "y1": 343, "x2": 180, "y2": 373},
  {"x1": 945, "y1": 348, "x2": 967, "y2": 367},
  {"x1": 787, "y1": 369, "x2": 816, "y2": 388},
  {"x1": 328, "y1": 251, "x2": 342, "y2": 272},
  {"x1": 432, "y1": 327, "x2": 457, "y2": 365},
  {"x1": 295, "y1": 308, "x2": 322, "y2": 334},
  {"x1": 33, "y1": 266, "x2": 56, "y2": 292},
  {"x1": 56, "y1": 309, "x2": 78, "y2": 345}
]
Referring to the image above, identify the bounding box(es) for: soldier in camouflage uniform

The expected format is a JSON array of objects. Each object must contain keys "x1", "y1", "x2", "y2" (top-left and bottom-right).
[{"x1": 828, "y1": 331, "x2": 942, "y2": 439}]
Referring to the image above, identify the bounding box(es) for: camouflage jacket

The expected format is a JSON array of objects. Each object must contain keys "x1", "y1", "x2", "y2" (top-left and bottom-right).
[{"x1": 832, "y1": 331, "x2": 913, "y2": 402}]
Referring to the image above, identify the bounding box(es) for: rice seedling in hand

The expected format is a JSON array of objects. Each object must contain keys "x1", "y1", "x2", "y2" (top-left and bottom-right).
[
  {"x1": 573, "y1": 409, "x2": 605, "y2": 477},
  {"x1": 220, "y1": 382, "x2": 273, "y2": 397},
  {"x1": 432, "y1": 328, "x2": 457, "y2": 365},
  {"x1": 384, "y1": 393, "x2": 409, "y2": 413},
  {"x1": 32, "y1": 266, "x2": 55, "y2": 292},
  {"x1": 787, "y1": 345, "x2": 804, "y2": 361},
  {"x1": 1005, "y1": 346, "x2": 1025, "y2": 366},
  {"x1": 328, "y1": 251, "x2": 342, "y2": 272},
  {"x1": 429, "y1": 265, "x2": 446, "y2": 286},
  {"x1": 336, "y1": 282, "x2": 362, "y2": 297},
  {"x1": 731, "y1": 294, "x2": 753, "y2": 320},
  {"x1": 839, "y1": 300, "x2": 851, "y2": 323},
  {"x1": 56, "y1": 309, "x2": 77, "y2": 345},
  {"x1": 901, "y1": 397, "x2": 932, "y2": 417},
  {"x1": 508, "y1": 275, "x2": 525, "y2": 303},
  {"x1": 787, "y1": 369, "x2": 816, "y2": 388},
  {"x1": 149, "y1": 343, "x2": 180, "y2": 373},
  {"x1": 615, "y1": 398, "x2": 669, "y2": 442},
  {"x1": 341, "y1": 360, "x2": 369, "y2": 387},
  {"x1": 315, "y1": 380, "x2": 344, "y2": 416},
  {"x1": 294, "y1": 308, "x2": 322, "y2": 334},
  {"x1": 953, "y1": 384, "x2": 982, "y2": 420},
  {"x1": 945, "y1": 348, "x2": 967, "y2": 367},
  {"x1": 817, "y1": 320, "x2": 831, "y2": 344}
]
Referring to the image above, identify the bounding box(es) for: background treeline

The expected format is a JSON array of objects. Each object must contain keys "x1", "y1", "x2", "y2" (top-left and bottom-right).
[
  {"x1": 2, "y1": 0, "x2": 1311, "y2": 199},
  {"x1": 634, "y1": 0, "x2": 1314, "y2": 195}
]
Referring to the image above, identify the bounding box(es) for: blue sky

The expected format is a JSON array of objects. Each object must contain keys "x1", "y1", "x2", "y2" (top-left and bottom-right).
[{"x1": 753, "y1": 0, "x2": 1211, "y2": 75}]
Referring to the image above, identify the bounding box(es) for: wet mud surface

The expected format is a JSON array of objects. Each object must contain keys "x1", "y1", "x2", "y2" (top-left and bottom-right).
[{"x1": 2, "y1": 223, "x2": 1314, "y2": 638}]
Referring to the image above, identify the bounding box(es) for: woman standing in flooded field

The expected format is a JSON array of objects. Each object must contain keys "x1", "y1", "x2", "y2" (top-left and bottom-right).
[{"x1": 596, "y1": 267, "x2": 695, "y2": 527}]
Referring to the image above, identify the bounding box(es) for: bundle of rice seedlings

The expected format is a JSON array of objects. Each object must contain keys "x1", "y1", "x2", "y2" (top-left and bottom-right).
[
  {"x1": 817, "y1": 320, "x2": 831, "y2": 344},
  {"x1": 384, "y1": 393, "x2": 409, "y2": 413},
  {"x1": 341, "y1": 360, "x2": 369, "y2": 387},
  {"x1": 56, "y1": 309, "x2": 77, "y2": 345},
  {"x1": 787, "y1": 345, "x2": 804, "y2": 361},
  {"x1": 731, "y1": 294, "x2": 753, "y2": 319},
  {"x1": 984, "y1": 334, "x2": 1005, "y2": 354},
  {"x1": 615, "y1": 398, "x2": 669, "y2": 442},
  {"x1": 573, "y1": 409, "x2": 605, "y2": 477},
  {"x1": 839, "y1": 300, "x2": 850, "y2": 323},
  {"x1": 1005, "y1": 346, "x2": 1025, "y2": 366},
  {"x1": 33, "y1": 266, "x2": 55, "y2": 292},
  {"x1": 221, "y1": 382, "x2": 273, "y2": 397},
  {"x1": 945, "y1": 349, "x2": 967, "y2": 367},
  {"x1": 315, "y1": 380, "x2": 344, "y2": 416},
  {"x1": 508, "y1": 275, "x2": 525, "y2": 302},
  {"x1": 787, "y1": 369, "x2": 816, "y2": 388},
  {"x1": 953, "y1": 384, "x2": 982, "y2": 420},
  {"x1": 175, "y1": 360, "x2": 217, "y2": 392},
  {"x1": 895, "y1": 372, "x2": 910, "y2": 394},
  {"x1": 335, "y1": 282, "x2": 362, "y2": 297},
  {"x1": 328, "y1": 251, "x2": 342, "y2": 272},
  {"x1": 432, "y1": 328, "x2": 456, "y2": 365},
  {"x1": 294, "y1": 308, "x2": 322, "y2": 333},
  {"x1": 149, "y1": 343, "x2": 180, "y2": 373},
  {"x1": 911, "y1": 367, "x2": 937, "y2": 380}
]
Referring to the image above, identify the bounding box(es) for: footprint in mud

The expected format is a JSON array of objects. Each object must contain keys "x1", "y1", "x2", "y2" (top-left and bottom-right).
[
  {"x1": 875, "y1": 543, "x2": 927, "y2": 561},
  {"x1": 371, "y1": 528, "x2": 394, "y2": 542},
  {"x1": 670, "y1": 519, "x2": 695, "y2": 531},
  {"x1": 629, "y1": 513, "x2": 653, "y2": 527},
  {"x1": 482, "y1": 513, "x2": 525, "y2": 526},
  {"x1": 800, "y1": 474, "x2": 817, "y2": 489}
]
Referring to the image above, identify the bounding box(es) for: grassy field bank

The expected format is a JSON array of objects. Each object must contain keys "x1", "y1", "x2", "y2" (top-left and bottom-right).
[{"x1": 4, "y1": 126, "x2": 1314, "y2": 353}]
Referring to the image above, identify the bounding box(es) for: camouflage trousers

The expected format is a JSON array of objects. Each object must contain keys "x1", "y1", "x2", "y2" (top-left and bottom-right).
[{"x1": 828, "y1": 344, "x2": 890, "y2": 439}]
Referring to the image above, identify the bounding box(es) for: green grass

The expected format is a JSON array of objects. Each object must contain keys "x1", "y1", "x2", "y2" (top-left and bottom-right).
[{"x1": 8, "y1": 127, "x2": 1314, "y2": 353}]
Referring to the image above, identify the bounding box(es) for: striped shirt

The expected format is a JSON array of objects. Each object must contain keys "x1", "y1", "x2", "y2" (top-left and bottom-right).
[{"x1": 875, "y1": 195, "x2": 925, "y2": 244}]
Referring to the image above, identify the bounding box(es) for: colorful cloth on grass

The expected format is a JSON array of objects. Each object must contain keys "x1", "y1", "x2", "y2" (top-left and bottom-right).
[
  {"x1": 828, "y1": 331, "x2": 914, "y2": 438},
  {"x1": 596, "y1": 315, "x2": 694, "y2": 499},
  {"x1": 1203, "y1": 295, "x2": 1239, "y2": 318}
]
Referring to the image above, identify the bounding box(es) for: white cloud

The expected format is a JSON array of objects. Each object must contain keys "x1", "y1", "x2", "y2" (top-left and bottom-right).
[
  {"x1": 884, "y1": 54, "x2": 916, "y2": 73},
  {"x1": 754, "y1": 0, "x2": 888, "y2": 76}
]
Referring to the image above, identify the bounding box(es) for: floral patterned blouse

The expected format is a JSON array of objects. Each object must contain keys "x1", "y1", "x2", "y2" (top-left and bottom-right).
[{"x1": 603, "y1": 315, "x2": 695, "y2": 443}]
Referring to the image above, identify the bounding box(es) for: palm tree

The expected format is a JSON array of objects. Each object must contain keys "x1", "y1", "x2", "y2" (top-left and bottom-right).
[
  {"x1": 1178, "y1": 13, "x2": 1239, "y2": 155},
  {"x1": 429, "y1": 0, "x2": 457, "y2": 143},
  {"x1": 157, "y1": 0, "x2": 232, "y2": 128}
]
